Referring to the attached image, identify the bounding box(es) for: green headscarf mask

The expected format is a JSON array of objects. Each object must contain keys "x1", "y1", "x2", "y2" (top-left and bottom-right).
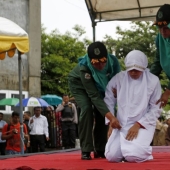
[
  {"x1": 157, "y1": 23, "x2": 170, "y2": 78},
  {"x1": 79, "y1": 54, "x2": 119, "y2": 98}
]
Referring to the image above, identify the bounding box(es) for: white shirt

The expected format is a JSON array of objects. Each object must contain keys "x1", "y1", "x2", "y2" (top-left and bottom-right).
[
  {"x1": 28, "y1": 114, "x2": 49, "y2": 137},
  {"x1": 0, "y1": 120, "x2": 7, "y2": 143}
]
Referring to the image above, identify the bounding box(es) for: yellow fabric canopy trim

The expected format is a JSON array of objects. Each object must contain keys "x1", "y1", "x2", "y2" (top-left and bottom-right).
[{"x1": 0, "y1": 35, "x2": 29, "y2": 60}]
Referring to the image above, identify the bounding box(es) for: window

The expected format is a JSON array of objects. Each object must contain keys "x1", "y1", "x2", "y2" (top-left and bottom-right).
[
  {"x1": 0, "y1": 90, "x2": 28, "y2": 114},
  {"x1": 11, "y1": 94, "x2": 26, "y2": 113},
  {"x1": 0, "y1": 92, "x2": 6, "y2": 111}
]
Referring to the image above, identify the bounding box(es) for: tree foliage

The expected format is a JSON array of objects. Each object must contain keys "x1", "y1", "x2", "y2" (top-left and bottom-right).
[
  {"x1": 41, "y1": 25, "x2": 91, "y2": 96},
  {"x1": 104, "y1": 21, "x2": 159, "y2": 68}
]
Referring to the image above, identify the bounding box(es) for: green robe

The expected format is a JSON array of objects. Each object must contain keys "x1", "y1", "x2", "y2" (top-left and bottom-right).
[{"x1": 150, "y1": 33, "x2": 170, "y2": 89}]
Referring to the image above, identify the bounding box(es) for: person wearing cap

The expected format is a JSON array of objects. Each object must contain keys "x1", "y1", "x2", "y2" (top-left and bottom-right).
[
  {"x1": 68, "y1": 41, "x2": 121, "y2": 160},
  {"x1": 104, "y1": 50, "x2": 162, "y2": 162},
  {"x1": 150, "y1": 4, "x2": 170, "y2": 108}
]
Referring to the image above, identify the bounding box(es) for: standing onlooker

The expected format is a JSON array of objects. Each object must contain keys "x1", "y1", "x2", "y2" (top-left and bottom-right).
[
  {"x1": 1, "y1": 112, "x2": 28, "y2": 155},
  {"x1": 42, "y1": 106, "x2": 54, "y2": 148},
  {"x1": 0, "y1": 112, "x2": 7, "y2": 155},
  {"x1": 23, "y1": 111, "x2": 31, "y2": 130},
  {"x1": 47, "y1": 106, "x2": 57, "y2": 148},
  {"x1": 28, "y1": 107, "x2": 49, "y2": 153},
  {"x1": 23, "y1": 111, "x2": 31, "y2": 153},
  {"x1": 56, "y1": 94, "x2": 78, "y2": 149},
  {"x1": 151, "y1": 4, "x2": 170, "y2": 107}
]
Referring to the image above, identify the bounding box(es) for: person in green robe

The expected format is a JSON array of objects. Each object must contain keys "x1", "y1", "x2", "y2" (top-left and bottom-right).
[
  {"x1": 150, "y1": 4, "x2": 170, "y2": 108},
  {"x1": 68, "y1": 41, "x2": 121, "y2": 160}
]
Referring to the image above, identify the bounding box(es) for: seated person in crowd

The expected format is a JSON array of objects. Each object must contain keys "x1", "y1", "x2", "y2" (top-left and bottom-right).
[
  {"x1": 104, "y1": 50, "x2": 162, "y2": 162},
  {"x1": 165, "y1": 115, "x2": 170, "y2": 146},
  {"x1": 152, "y1": 117, "x2": 168, "y2": 146}
]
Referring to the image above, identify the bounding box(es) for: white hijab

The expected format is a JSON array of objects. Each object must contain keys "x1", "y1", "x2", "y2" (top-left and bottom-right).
[{"x1": 118, "y1": 50, "x2": 149, "y2": 118}]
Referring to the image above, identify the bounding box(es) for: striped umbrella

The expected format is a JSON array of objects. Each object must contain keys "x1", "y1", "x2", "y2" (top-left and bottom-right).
[{"x1": 16, "y1": 97, "x2": 49, "y2": 107}]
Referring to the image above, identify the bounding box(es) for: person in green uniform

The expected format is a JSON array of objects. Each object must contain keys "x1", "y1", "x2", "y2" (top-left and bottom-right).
[
  {"x1": 68, "y1": 41, "x2": 121, "y2": 160},
  {"x1": 150, "y1": 4, "x2": 170, "y2": 108}
]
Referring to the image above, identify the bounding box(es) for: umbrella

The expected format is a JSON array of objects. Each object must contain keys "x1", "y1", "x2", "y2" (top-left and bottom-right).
[
  {"x1": 16, "y1": 97, "x2": 49, "y2": 107},
  {"x1": 0, "y1": 98, "x2": 19, "y2": 106},
  {"x1": 0, "y1": 17, "x2": 29, "y2": 59},
  {"x1": 41, "y1": 94, "x2": 62, "y2": 105}
]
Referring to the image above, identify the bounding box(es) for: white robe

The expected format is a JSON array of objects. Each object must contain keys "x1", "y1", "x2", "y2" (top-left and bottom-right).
[{"x1": 104, "y1": 71, "x2": 162, "y2": 162}]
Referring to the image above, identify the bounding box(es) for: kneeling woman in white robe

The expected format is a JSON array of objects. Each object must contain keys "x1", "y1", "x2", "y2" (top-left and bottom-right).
[{"x1": 104, "y1": 50, "x2": 162, "y2": 163}]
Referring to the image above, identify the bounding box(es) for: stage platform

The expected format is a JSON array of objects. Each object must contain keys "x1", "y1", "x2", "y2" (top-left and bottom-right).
[{"x1": 0, "y1": 146, "x2": 170, "y2": 170}]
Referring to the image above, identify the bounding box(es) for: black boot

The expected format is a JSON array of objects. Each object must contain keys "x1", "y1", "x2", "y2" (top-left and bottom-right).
[
  {"x1": 81, "y1": 152, "x2": 92, "y2": 160},
  {"x1": 94, "y1": 151, "x2": 105, "y2": 158}
]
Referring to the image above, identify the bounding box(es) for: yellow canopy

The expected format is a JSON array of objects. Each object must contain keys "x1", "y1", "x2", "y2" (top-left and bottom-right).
[{"x1": 0, "y1": 17, "x2": 29, "y2": 60}]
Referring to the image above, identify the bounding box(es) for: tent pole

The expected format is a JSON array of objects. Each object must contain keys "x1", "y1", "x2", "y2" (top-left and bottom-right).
[
  {"x1": 18, "y1": 51, "x2": 24, "y2": 155},
  {"x1": 92, "y1": 22, "x2": 96, "y2": 42}
]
